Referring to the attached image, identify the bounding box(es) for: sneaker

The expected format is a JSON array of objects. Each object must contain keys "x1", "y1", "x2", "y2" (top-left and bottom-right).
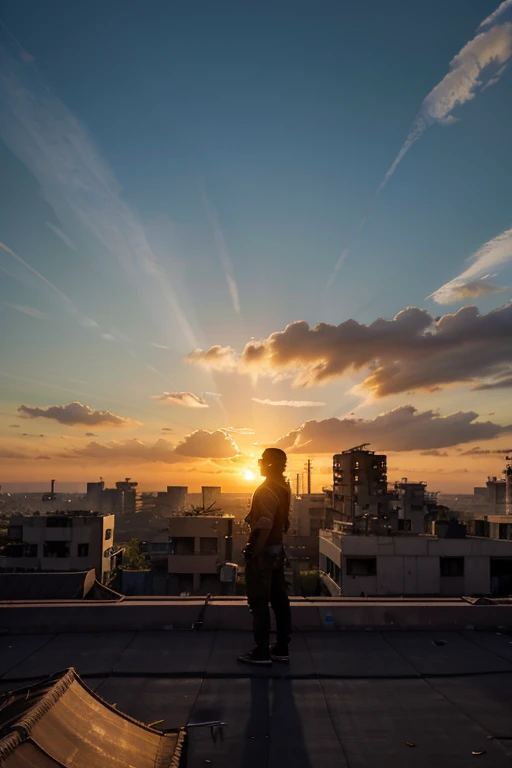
[
  {"x1": 238, "y1": 649, "x2": 272, "y2": 666},
  {"x1": 270, "y1": 644, "x2": 289, "y2": 662}
]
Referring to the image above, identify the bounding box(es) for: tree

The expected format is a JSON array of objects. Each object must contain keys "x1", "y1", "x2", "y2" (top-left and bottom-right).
[{"x1": 119, "y1": 538, "x2": 148, "y2": 570}]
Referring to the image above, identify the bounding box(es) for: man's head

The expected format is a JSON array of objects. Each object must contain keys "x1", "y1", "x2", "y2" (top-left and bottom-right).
[{"x1": 259, "y1": 448, "x2": 287, "y2": 478}]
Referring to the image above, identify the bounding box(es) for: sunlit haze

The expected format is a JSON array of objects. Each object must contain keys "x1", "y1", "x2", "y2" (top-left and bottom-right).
[{"x1": 1, "y1": 1, "x2": 512, "y2": 493}]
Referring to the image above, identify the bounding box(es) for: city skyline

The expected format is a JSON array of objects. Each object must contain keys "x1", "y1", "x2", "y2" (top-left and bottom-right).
[{"x1": 1, "y1": 0, "x2": 512, "y2": 492}]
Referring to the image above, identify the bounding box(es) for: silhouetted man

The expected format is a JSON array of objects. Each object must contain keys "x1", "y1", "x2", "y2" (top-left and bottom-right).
[{"x1": 238, "y1": 448, "x2": 292, "y2": 666}]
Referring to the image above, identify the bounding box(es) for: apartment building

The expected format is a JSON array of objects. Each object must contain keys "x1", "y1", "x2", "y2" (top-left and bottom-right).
[
  {"x1": 1, "y1": 511, "x2": 120, "y2": 583},
  {"x1": 333, "y1": 445, "x2": 388, "y2": 522},
  {"x1": 319, "y1": 521, "x2": 512, "y2": 597},
  {"x1": 144, "y1": 514, "x2": 235, "y2": 594}
]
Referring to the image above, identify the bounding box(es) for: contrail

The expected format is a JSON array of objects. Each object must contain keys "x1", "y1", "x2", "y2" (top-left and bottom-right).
[
  {"x1": 199, "y1": 179, "x2": 241, "y2": 315},
  {"x1": 0, "y1": 239, "x2": 77, "y2": 313},
  {"x1": 326, "y1": 5, "x2": 512, "y2": 290}
]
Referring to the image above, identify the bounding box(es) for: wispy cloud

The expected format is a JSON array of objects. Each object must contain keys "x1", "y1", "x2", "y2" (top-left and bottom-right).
[
  {"x1": 0, "y1": 239, "x2": 76, "y2": 313},
  {"x1": 151, "y1": 343, "x2": 170, "y2": 350},
  {"x1": 378, "y1": 22, "x2": 512, "y2": 193},
  {"x1": 222, "y1": 426, "x2": 255, "y2": 435},
  {"x1": 154, "y1": 392, "x2": 209, "y2": 408},
  {"x1": 430, "y1": 227, "x2": 512, "y2": 303},
  {"x1": 2, "y1": 302, "x2": 46, "y2": 319},
  {"x1": 200, "y1": 180, "x2": 241, "y2": 315},
  {"x1": 252, "y1": 398, "x2": 326, "y2": 408},
  {"x1": 479, "y1": 0, "x2": 512, "y2": 30},
  {"x1": 326, "y1": 12, "x2": 512, "y2": 289},
  {"x1": 0, "y1": 38, "x2": 198, "y2": 350},
  {"x1": 18, "y1": 401, "x2": 138, "y2": 427},
  {"x1": 46, "y1": 222, "x2": 76, "y2": 251}
]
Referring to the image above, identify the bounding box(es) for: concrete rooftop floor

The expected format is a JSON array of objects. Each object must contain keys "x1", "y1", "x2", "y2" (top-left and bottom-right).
[{"x1": 2, "y1": 629, "x2": 512, "y2": 767}]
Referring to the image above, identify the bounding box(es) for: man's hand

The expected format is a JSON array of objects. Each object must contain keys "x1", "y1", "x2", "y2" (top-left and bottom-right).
[{"x1": 251, "y1": 527, "x2": 271, "y2": 559}]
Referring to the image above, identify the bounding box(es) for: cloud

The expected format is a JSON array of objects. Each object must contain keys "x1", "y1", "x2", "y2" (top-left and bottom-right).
[
  {"x1": 175, "y1": 429, "x2": 239, "y2": 458},
  {"x1": 2, "y1": 302, "x2": 47, "y2": 319},
  {"x1": 151, "y1": 343, "x2": 170, "y2": 350},
  {"x1": 85, "y1": 432, "x2": 98, "y2": 437},
  {"x1": 193, "y1": 303, "x2": 512, "y2": 396},
  {"x1": 430, "y1": 275, "x2": 508, "y2": 303},
  {"x1": 430, "y1": 228, "x2": 512, "y2": 304},
  {"x1": 378, "y1": 22, "x2": 512, "y2": 191},
  {"x1": 186, "y1": 345, "x2": 238, "y2": 371},
  {"x1": 0, "y1": 448, "x2": 32, "y2": 459},
  {"x1": 161, "y1": 427, "x2": 173, "y2": 432},
  {"x1": 222, "y1": 426, "x2": 255, "y2": 435},
  {"x1": 21, "y1": 433, "x2": 45, "y2": 438},
  {"x1": 46, "y1": 222, "x2": 77, "y2": 251},
  {"x1": 274, "y1": 405, "x2": 511, "y2": 453},
  {"x1": 0, "y1": 240, "x2": 77, "y2": 314},
  {"x1": 479, "y1": 0, "x2": 512, "y2": 30},
  {"x1": 252, "y1": 398, "x2": 326, "y2": 407},
  {"x1": 154, "y1": 392, "x2": 209, "y2": 408},
  {"x1": 9, "y1": 424, "x2": 20, "y2": 428},
  {"x1": 473, "y1": 376, "x2": 512, "y2": 390},
  {"x1": 200, "y1": 180, "x2": 241, "y2": 315},
  {"x1": 65, "y1": 438, "x2": 179, "y2": 464},
  {"x1": 461, "y1": 446, "x2": 512, "y2": 455},
  {"x1": 18, "y1": 402, "x2": 137, "y2": 427},
  {"x1": 420, "y1": 449, "x2": 449, "y2": 457},
  {"x1": 0, "y1": 39, "x2": 198, "y2": 350}
]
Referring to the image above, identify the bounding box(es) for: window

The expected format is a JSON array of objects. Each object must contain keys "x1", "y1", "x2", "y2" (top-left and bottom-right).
[
  {"x1": 105, "y1": 528, "x2": 113, "y2": 540},
  {"x1": 150, "y1": 542, "x2": 170, "y2": 554},
  {"x1": 440, "y1": 557, "x2": 464, "y2": 577},
  {"x1": 354, "y1": 461, "x2": 360, "y2": 470},
  {"x1": 43, "y1": 541, "x2": 70, "y2": 558},
  {"x1": 170, "y1": 537, "x2": 194, "y2": 555},
  {"x1": 8, "y1": 526, "x2": 22, "y2": 541},
  {"x1": 354, "y1": 474, "x2": 359, "y2": 483},
  {"x1": 346, "y1": 558, "x2": 377, "y2": 576},
  {"x1": 77, "y1": 543, "x2": 89, "y2": 557},
  {"x1": 398, "y1": 519, "x2": 411, "y2": 532},
  {"x1": 46, "y1": 516, "x2": 73, "y2": 527},
  {"x1": 24, "y1": 544, "x2": 38, "y2": 557},
  {"x1": 200, "y1": 537, "x2": 218, "y2": 555}
]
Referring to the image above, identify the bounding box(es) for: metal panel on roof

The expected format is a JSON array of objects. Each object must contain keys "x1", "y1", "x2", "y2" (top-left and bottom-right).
[{"x1": 0, "y1": 669, "x2": 185, "y2": 768}]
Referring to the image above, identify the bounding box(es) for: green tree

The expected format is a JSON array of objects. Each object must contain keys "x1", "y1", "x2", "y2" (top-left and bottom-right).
[{"x1": 119, "y1": 538, "x2": 148, "y2": 570}]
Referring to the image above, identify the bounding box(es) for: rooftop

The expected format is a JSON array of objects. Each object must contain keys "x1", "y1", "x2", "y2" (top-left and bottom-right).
[{"x1": 2, "y1": 599, "x2": 512, "y2": 765}]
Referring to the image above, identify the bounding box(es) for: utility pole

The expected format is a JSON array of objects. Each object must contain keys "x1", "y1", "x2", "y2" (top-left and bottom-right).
[
  {"x1": 296, "y1": 473, "x2": 300, "y2": 496},
  {"x1": 307, "y1": 459, "x2": 312, "y2": 495}
]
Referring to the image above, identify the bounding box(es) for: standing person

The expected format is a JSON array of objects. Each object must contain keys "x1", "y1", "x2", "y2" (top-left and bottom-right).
[{"x1": 238, "y1": 448, "x2": 292, "y2": 666}]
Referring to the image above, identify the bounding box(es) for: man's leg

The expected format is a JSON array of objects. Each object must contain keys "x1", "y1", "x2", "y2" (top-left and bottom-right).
[
  {"x1": 240, "y1": 554, "x2": 272, "y2": 664},
  {"x1": 269, "y1": 559, "x2": 291, "y2": 658}
]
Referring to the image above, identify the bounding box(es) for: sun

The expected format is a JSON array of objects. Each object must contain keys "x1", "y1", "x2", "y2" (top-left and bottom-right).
[{"x1": 243, "y1": 469, "x2": 255, "y2": 482}]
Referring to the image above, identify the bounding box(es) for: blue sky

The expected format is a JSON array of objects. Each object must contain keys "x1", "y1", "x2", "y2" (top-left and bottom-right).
[{"x1": 1, "y1": 0, "x2": 512, "y2": 491}]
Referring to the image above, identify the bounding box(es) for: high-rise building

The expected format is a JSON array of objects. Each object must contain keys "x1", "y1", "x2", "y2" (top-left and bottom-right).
[{"x1": 333, "y1": 445, "x2": 388, "y2": 523}]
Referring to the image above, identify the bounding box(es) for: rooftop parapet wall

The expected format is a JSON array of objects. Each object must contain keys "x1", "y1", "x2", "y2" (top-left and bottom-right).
[{"x1": 2, "y1": 596, "x2": 512, "y2": 634}]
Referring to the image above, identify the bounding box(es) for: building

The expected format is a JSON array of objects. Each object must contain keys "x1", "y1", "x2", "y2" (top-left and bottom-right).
[
  {"x1": 319, "y1": 520, "x2": 512, "y2": 597},
  {"x1": 392, "y1": 479, "x2": 439, "y2": 534},
  {"x1": 154, "y1": 486, "x2": 188, "y2": 517},
  {"x1": 144, "y1": 514, "x2": 235, "y2": 594},
  {"x1": 0, "y1": 511, "x2": 120, "y2": 583},
  {"x1": 333, "y1": 445, "x2": 388, "y2": 523},
  {"x1": 202, "y1": 486, "x2": 221, "y2": 511},
  {"x1": 290, "y1": 493, "x2": 327, "y2": 537},
  {"x1": 86, "y1": 478, "x2": 138, "y2": 517}
]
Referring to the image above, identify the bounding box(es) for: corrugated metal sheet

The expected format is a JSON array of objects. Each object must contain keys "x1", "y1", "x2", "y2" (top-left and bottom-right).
[{"x1": 0, "y1": 669, "x2": 185, "y2": 767}]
